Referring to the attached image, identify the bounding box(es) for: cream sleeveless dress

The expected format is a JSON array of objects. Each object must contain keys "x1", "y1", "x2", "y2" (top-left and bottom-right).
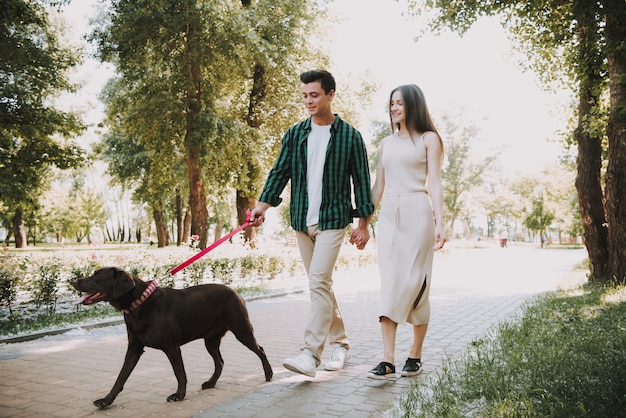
[{"x1": 376, "y1": 133, "x2": 434, "y2": 325}]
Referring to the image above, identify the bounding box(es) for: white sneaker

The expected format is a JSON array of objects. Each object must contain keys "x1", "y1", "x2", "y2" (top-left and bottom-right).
[
  {"x1": 324, "y1": 345, "x2": 349, "y2": 371},
  {"x1": 283, "y1": 351, "x2": 317, "y2": 377}
]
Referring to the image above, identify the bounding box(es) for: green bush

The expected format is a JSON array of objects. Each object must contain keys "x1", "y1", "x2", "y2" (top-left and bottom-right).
[
  {"x1": 31, "y1": 258, "x2": 64, "y2": 316},
  {"x1": 0, "y1": 244, "x2": 375, "y2": 336},
  {"x1": 240, "y1": 254, "x2": 258, "y2": 280},
  {"x1": 0, "y1": 253, "x2": 28, "y2": 315},
  {"x1": 266, "y1": 256, "x2": 285, "y2": 280},
  {"x1": 183, "y1": 260, "x2": 208, "y2": 287},
  {"x1": 209, "y1": 258, "x2": 237, "y2": 284}
]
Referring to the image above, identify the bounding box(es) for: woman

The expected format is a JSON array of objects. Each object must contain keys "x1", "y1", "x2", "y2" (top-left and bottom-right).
[{"x1": 367, "y1": 84, "x2": 446, "y2": 379}]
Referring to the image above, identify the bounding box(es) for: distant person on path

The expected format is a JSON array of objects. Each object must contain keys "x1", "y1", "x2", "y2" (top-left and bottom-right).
[
  {"x1": 249, "y1": 69, "x2": 374, "y2": 378},
  {"x1": 366, "y1": 84, "x2": 446, "y2": 379}
]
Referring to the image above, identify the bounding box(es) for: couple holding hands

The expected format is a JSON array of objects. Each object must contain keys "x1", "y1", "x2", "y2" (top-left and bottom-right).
[{"x1": 249, "y1": 69, "x2": 446, "y2": 380}]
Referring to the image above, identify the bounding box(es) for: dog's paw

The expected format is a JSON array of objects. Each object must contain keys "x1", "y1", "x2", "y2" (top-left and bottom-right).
[
  {"x1": 202, "y1": 380, "x2": 217, "y2": 389},
  {"x1": 93, "y1": 398, "x2": 112, "y2": 409},
  {"x1": 167, "y1": 392, "x2": 185, "y2": 402}
]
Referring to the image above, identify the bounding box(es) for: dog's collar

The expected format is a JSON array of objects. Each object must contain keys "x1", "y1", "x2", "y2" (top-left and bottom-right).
[{"x1": 123, "y1": 280, "x2": 158, "y2": 314}]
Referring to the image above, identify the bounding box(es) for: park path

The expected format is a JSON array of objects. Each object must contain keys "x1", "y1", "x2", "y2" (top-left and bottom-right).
[{"x1": 0, "y1": 243, "x2": 586, "y2": 417}]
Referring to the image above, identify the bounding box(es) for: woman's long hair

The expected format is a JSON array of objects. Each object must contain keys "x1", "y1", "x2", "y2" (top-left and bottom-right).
[{"x1": 389, "y1": 84, "x2": 442, "y2": 149}]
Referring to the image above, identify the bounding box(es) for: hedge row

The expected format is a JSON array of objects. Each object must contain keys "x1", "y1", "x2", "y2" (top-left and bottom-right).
[{"x1": 0, "y1": 250, "x2": 300, "y2": 319}]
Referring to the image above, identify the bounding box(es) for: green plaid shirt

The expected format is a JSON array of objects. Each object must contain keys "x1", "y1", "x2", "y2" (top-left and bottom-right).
[{"x1": 259, "y1": 115, "x2": 374, "y2": 232}]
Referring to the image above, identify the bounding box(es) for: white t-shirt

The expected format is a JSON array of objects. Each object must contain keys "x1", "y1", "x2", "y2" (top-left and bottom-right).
[{"x1": 306, "y1": 121, "x2": 332, "y2": 226}]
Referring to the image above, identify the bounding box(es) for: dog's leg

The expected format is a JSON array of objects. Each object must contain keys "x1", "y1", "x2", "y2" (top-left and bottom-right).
[
  {"x1": 255, "y1": 345, "x2": 273, "y2": 382},
  {"x1": 230, "y1": 320, "x2": 274, "y2": 382},
  {"x1": 201, "y1": 336, "x2": 224, "y2": 389},
  {"x1": 163, "y1": 346, "x2": 187, "y2": 402},
  {"x1": 94, "y1": 341, "x2": 145, "y2": 409}
]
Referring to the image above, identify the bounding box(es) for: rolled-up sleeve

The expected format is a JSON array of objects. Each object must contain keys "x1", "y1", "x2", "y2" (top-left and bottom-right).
[
  {"x1": 259, "y1": 132, "x2": 293, "y2": 207},
  {"x1": 350, "y1": 131, "x2": 375, "y2": 218}
]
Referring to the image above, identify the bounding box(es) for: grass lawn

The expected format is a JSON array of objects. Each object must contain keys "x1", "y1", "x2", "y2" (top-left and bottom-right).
[{"x1": 389, "y1": 281, "x2": 626, "y2": 417}]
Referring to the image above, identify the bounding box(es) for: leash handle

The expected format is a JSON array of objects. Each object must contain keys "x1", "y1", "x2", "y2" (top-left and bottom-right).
[{"x1": 170, "y1": 210, "x2": 252, "y2": 276}]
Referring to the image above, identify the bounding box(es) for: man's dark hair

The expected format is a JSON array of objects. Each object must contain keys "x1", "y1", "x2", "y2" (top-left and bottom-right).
[{"x1": 300, "y1": 70, "x2": 336, "y2": 94}]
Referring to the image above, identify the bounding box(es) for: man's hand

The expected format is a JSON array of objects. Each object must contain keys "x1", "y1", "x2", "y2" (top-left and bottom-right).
[
  {"x1": 349, "y1": 223, "x2": 370, "y2": 250},
  {"x1": 248, "y1": 202, "x2": 271, "y2": 227}
]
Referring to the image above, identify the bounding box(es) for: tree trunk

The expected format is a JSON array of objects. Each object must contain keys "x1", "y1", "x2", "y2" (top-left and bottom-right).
[
  {"x1": 183, "y1": 208, "x2": 191, "y2": 244},
  {"x1": 603, "y1": 0, "x2": 626, "y2": 282},
  {"x1": 119, "y1": 219, "x2": 125, "y2": 242},
  {"x1": 12, "y1": 208, "x2": 26, "y2": 248},
  {"x1": 153, "y1": 202, "x2": 169, "y2": 248},
  {"x1": 3, "y1": 229, "x2": 12, "y2": 245},
  {"x1": 574, "y1": 2, "x2": 609, "y2": 281},
  {"x1": 186, "y1": 155, "x2": 209, "y2": 249},
  {"x1": 237, "y1": 189, "x2": 257, "y2": 246},
  {"x1": 237, "y1": 61, "x2": 267, "y2": 247},
  {"x1": 183, "y1": 21, "x2": 209, "y2": 250},
  {"x1": 175, "y1": 186, "x2": 184, "y2": 246},
  {"x1": 575, "y1": 96, "x2": 609, "y2": 280},
  {"x1": 213, "y1": 219, "x2": 223, "y2": 243}
]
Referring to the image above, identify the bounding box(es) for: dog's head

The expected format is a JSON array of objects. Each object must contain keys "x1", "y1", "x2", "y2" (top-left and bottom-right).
[{"x1": 73, "y1": 267, "x2": 137, "y2": 310}]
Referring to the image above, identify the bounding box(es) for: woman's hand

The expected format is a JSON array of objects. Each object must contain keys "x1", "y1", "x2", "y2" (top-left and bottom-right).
[
  {"x1": 350, "y1": 224, "x2": 370, "y2": 250},
  {"x1": 433, "y1": 225, "x2": 446, "y2": 251}
]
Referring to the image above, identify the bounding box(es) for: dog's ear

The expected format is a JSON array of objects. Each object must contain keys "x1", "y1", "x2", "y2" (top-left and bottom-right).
[{"x1": 112, "y1": 268, "x2": 136, "y2": 298}]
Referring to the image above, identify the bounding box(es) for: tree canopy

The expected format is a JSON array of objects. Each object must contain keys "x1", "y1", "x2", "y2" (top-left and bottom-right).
[
  {"x1": 0, "y1": 0, "x2": 86, "y2": 247},
  {"x1": 408, "y1": 0, "x2": 626, "y2": 282},
  {"x1": 91, "y1": 0, "x2": 322, "y2": 249}
]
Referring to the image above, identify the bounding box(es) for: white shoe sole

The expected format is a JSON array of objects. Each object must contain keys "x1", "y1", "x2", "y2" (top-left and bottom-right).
[
  {"x1": 367, "y1": 372, "x2": 395, "y2": 380},
  {"x1": 283, "y1": 360, "x2": 316, "y2": 377},
  {"x1": 400, "y1": 368, "x2": 423, "y2": 377}
]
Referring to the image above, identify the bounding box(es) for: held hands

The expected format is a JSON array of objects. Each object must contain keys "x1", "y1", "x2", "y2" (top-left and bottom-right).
[
  {"x1": 349, "y1": 225, "x2": 370, "y2": 250},
  {"x1": 433, "y1": 225, "x2": 446, "y2": 251}
]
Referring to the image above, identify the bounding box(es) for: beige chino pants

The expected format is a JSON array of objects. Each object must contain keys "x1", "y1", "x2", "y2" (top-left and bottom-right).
[{"x1": 295, "y1": 225, "x2": 350, "y2": 365}]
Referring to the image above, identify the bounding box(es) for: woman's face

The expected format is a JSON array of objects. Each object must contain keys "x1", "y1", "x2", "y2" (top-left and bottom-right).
[{"x1": 390, "y1": 90, "x2": 405, "y2": 126}]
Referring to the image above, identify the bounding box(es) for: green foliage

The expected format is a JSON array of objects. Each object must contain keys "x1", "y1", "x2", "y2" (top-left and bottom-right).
[
  {"x1": 405, "y1": 0, "x2": 626, "y2": 281},
  {"x1": 392, "y1": 283, "x2": 626, "y2": 417},
  {"x1": 184, "y1": 260, "x2": 209, "y2": 287},
  {"x1": 277, "y1": 203, "x2": 293, "y2": 237},
  {"x1": 408, "y1": 0, "x2": 603, "y2": 93},
  {"x1": 0, "y1": 0, "x2": 86, "y2": 225},
  {"x1": 31, "y1": 258, "x2": 64, "y2": 315},
  {"x1": 0, "y1": 244, "x2": 376, "y2": 335},
  {"x1": 209, "y1": 257, "x2": 238, "y2": 285},
  {"x1": 0, "y1": 304, "x2": 119, "y2": 337},
  {"x1": 37, "y1": 183, "x2": 107, "y2": 244},
  {"x1": 439, "y1": 112, "x2": 497, "y2": 235},
  {"x1": 524, "y1": 194, "x2": 556, "y2": 247},
  {"x1": 92, "y1": 0, "x2": 328, "y2": 248},
  {"x1": 239, "y1": 254, "x2": 258, "y2": 280},
  {"x1": 368, "y1": 120, "x2": 392, "y2": 172},
  {"x1": 0, "y1": 253, "x2": 28, "y2": 315},
  {"x1": 265, "y1": 256, "x2": 284, "y2": 280}
]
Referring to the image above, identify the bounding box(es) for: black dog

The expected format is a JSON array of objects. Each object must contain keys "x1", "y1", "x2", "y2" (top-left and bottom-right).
[{"x1": 72, "y1": 266, "x2": 273, "y2": 408}]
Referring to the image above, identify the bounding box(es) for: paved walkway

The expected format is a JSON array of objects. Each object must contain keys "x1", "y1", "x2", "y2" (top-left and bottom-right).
[{"x1": 0, "y1": 244, "x2": 586, "y2": 417}]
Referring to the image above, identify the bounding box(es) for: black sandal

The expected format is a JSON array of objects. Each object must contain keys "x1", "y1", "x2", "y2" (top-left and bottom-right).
[
  {"x1": 367, "y1": 361, "x2": 396, "y2": 380},
  {"x1": 401, "y1": 357, "x2": 422, "y2": 377}
]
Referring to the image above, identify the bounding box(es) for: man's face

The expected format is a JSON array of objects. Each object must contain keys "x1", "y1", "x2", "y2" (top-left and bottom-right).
[{"x1": 302, "y1": 81, "x2": 334, "y2": 118}]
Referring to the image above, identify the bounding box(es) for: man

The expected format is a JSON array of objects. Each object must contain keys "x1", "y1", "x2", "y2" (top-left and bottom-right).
[{"x1": 249, "y1": 69, "x2": 374, "y2": 377}]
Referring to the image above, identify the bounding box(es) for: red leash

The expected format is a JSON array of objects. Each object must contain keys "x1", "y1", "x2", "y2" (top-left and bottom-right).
[{"x1": 170, "y1": 211, "x2": 254, "y2": 276}]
